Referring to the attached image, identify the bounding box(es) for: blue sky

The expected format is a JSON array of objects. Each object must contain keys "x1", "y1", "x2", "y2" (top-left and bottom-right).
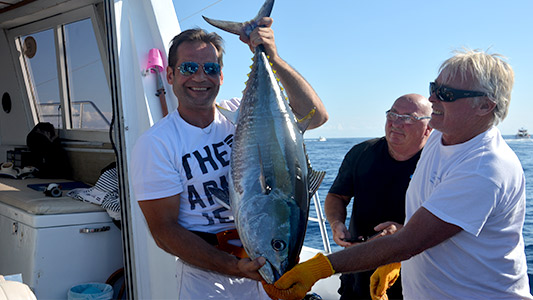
[{"x1": 172, "y1": 0, "x2": 533, "y2": 138}]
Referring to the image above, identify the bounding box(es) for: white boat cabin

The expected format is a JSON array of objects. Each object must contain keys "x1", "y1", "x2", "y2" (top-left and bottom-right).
[{"x1": 0, "y1": 0, "x2": 184, "y2": 298}]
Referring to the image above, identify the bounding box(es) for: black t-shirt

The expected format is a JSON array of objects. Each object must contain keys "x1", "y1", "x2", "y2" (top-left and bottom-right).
[{"x1": 329, "y1": 137, "x2": 421, "y2": 239}]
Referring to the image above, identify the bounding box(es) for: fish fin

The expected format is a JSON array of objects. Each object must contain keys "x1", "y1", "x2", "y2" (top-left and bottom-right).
[
  {"x1": 202, "y1": 17, "x2": 245, "y2": 36},
  {"x1": 253, "y1": 0, "x2": 275, "y2": 22},
  {"x1": 308, "y1": 168, "x2": 326, "y2": 199},
  {"x1": 203, "y1": 0, "x2": 274, "y2": 37},
  {"x1": 306, "y1": 151, "x2": 326, "y2": 198},
  {"x1": 207, "y1": 187, "x2": 231, "y2": 210},
  {"x1": 257, "y1": 145, "x2": 272, "y2": 195},
  {"x1": 296, "y1": 107, "x2": 316, "y2": 133},
  {"x1": 216, "y1": 104, "x2": 239, "y2": 125}
]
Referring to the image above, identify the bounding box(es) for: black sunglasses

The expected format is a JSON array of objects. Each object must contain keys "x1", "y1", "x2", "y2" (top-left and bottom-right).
[
  {"x1": 177, "y1": 61, "x2": 221, "y2": 76},
  {"x1": 429, "y1": 82, "x2": 487, "y2": 102}
]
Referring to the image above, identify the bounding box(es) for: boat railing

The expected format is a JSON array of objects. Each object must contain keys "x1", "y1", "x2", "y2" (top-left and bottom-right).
[
  {"x1": 39, "y1": 100, "x2": 111, "y2": 128},
  {"x1": 308, "y1": 193, "x2": 332, "y2": 253}
]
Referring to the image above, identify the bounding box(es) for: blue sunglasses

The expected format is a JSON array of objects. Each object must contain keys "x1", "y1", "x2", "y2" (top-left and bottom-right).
[{"x1": 177, "y1": 61, "x2": 221, "y2": 76}]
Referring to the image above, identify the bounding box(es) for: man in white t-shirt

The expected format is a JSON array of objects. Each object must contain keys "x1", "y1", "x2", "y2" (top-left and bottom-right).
[
  {"x1": 263, "y1": 49, "x2": 533, "y2": 300},
  {"x1": 131, "y1": 17, "x2": 328, "y2": 299}
]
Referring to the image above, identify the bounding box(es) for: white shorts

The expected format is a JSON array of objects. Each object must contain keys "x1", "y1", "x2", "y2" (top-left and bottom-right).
[{"x1": 177, "y1": 258, "x2": 271, "y2": 300}]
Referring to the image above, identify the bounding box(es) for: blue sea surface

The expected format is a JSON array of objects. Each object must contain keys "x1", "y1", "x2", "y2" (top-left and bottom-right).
[{"x1": 303, "y1": 136, "x2": 533, "y2": 272}]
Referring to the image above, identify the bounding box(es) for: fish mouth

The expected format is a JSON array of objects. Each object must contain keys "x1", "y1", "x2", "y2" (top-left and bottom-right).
[
  {"x1": 262, "y1": 257, "x2": 288, "y2": 284},
  {"x1": 271, "y1": 264, "x2": 283, "y2": 283}
]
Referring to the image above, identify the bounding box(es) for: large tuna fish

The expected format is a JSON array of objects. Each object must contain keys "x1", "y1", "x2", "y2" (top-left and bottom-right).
[{"x1": 204, "y1": 0, "x2": 325, "y2": 284}]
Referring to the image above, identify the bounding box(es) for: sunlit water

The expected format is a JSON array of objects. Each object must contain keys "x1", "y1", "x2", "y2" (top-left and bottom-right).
[{"x1": 303, "y1": 136, "x2": 533, "y2": 272}]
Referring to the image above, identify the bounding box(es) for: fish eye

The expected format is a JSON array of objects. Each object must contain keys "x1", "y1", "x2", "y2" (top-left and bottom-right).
[{"x1": 271, "y1": 239, "x2": 287, "y2": 251}]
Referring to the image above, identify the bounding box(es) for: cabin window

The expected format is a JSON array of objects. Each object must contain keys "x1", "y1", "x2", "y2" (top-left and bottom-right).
[
  {"x1": 10, "y1": 7, "x2": 111, "y2": 136},
  {"x1": 63, "y1": 19, "x2": 112, "y2": 130},
  {"x1": 21, "y1": 29, "x2": 62, "y2": 127}
]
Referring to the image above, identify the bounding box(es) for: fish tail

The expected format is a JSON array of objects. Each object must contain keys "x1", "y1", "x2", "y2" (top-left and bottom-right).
[{"x1": 203, "y1": 0, "x2": 274, "y2": 36}]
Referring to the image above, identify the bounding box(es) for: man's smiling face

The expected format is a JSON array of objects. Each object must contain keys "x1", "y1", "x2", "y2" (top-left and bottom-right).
[{"x1": 169, "y1": 40, "x2": 223, "y2": 112}]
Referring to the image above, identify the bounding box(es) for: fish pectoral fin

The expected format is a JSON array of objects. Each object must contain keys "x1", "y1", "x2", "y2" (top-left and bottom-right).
[
  {"x1": 260, "y1": 174, "x2": 272, "y2": 195},
  {"x1": 207, "y1": 187, "x2": 231, "y2": 210},
  {"x1": 216, "y1": 104, "x2": 239, "y2": 125},
  {"x1": 257, "y1": 145, "x2": 272, "y2": 195},
  {"x1": 308, "y1": 168, "x2": 326, "y2": 199},
  {"x1": 295, "y1": 107, "x2": 316, "y2": 133}
]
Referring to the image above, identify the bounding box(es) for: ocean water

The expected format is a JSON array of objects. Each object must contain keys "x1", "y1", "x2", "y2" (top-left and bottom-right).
[{"x1": 303, "y1": 136, "x2": 533, "y2": 271}]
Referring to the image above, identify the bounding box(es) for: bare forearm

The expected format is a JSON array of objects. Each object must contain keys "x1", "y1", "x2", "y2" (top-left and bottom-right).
[
  {"x1": 328, "y1": 234, "x2": 409, "y2": 273},
  {"x1": 153, "y1": 225, "x2": 245, "y2": 277},
  {"x1": 244, "y1": 17, "x2": 327, "y2": 128},
  {"x1": 269, "y1": 55, "x2": 328, "y2": 129},
  {"x1": 327, "y1": 208, "x2": 462, "y2": 274},
  {"x1": 324, "y1": 194, "x2": 349, "y2": 225},
  {"x1": 138, "y1": 196, "x2": 260, "y2": 279}
]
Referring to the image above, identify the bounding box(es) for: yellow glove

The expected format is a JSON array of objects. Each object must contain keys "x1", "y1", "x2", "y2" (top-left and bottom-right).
[
  {"x1": 262, "y1": 253, "x2": 335, "y2": 300},
  {"x1": 370, "y1": 262, "x2": 401, "y2": 300}
]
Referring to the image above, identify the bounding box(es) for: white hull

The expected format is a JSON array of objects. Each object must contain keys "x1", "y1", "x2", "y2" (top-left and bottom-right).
[{"x1": 516, "y1": 128, "x2": 530, "y2": 139}]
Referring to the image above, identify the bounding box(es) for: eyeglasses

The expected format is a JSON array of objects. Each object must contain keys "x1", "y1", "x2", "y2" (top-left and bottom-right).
[
  {"x1": 176, "y1": 61, "x2": 221, "y2": 76},
  {"x1": 386, "y1": 110, "x2": 431, "y2": 124},
  {"x1": 429, "y1": 82, "x2": 487, "y2": 102}
]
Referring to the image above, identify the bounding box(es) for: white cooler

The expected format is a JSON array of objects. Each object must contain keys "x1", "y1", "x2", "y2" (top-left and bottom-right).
[{"x1": 0, "y1": 178, "x2": 123, "y2": 299}]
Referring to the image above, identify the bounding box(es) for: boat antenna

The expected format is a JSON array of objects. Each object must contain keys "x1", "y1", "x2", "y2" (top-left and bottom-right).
[{"x1": 180, "y1": 0, "x2": 223, "y2": 22}]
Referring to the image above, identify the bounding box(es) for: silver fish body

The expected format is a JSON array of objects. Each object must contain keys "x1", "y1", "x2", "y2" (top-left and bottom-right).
[
  {"x1": 204, "y1": 0, "x2": 324, "y2": 284},
  {"x1": 232, "y1": 50, "x2": 310, "y2": 284}
]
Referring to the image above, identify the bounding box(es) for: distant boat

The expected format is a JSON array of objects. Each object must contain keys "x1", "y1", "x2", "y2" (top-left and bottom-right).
[
  {"x1": 318, "y1": 136, "x2": 327, "y2": 142},
  {"x1": 516, "y1": 128, "x2": 531, "y2": 139}
]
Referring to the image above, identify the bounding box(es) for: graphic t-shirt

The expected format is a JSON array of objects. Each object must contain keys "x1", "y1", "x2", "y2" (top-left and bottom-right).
[{"x1": 131, "y1": 98, "x2": 240, "y2": 234}]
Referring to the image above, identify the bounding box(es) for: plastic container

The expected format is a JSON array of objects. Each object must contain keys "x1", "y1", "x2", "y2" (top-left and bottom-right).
[{"x1": 67, "y1": 283, "x2": 113, "y2": 300}]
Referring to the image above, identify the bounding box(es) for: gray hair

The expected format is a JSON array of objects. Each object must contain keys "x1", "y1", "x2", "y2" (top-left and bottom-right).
[{"x1": 438, "y1": 48, "x2": 514, "y2": 125}]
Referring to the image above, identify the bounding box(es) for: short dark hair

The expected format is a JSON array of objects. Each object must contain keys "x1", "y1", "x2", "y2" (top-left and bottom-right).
[{"x1": 168, "y1": 28, "x2": 225, "y2": 70}]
